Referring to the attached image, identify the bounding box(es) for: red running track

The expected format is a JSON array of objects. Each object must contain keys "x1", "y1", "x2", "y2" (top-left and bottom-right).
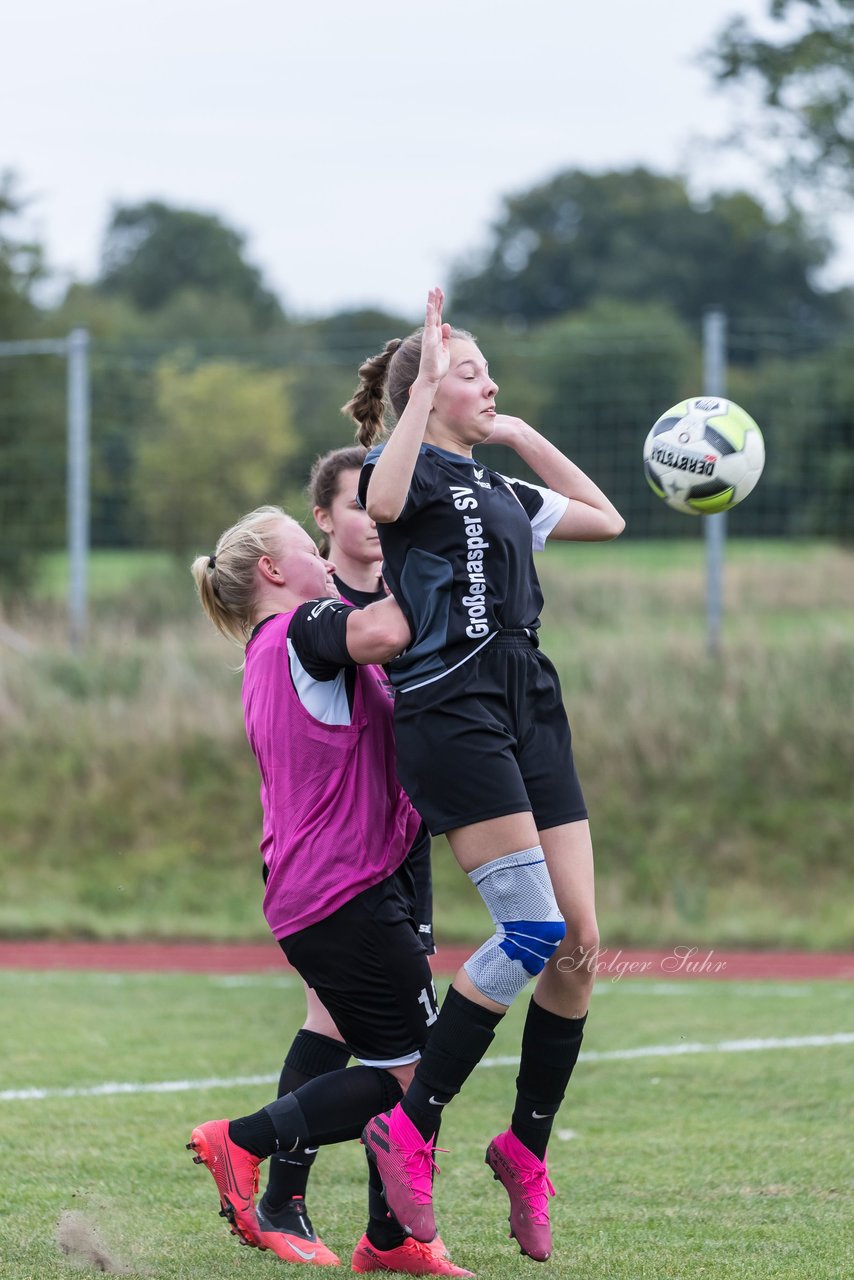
[{"x1": 0, "y1": 939, "x2": 852, "y2": 980}]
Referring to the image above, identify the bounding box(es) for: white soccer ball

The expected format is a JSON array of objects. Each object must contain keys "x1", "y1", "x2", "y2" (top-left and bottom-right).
[{"x1": 643, "y1": 397, "x2": 765, "y2": 515}]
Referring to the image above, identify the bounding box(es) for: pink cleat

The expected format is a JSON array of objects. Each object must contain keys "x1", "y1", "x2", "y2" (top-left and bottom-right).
[
  {"x1": 255, "y1": 1194, "x2": 341, "y2": 1265},
  {"x1": 351, "y1": 1232, "x2": 474, "y2": 1275},
  {"x1": 484, "y1": 1128, "x2": 556, "y2": 1262},
  {"x1": 187, "y1": 1118, "x2": 263, "y2": 1247},
  {"x1": 361, "y1": 1106, "x2": 442, "y2": 1243}
]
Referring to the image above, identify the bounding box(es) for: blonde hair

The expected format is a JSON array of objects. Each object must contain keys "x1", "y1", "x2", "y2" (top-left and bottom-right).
[
  {"x1": 341, "y1": 325, "x2": 475, "y2": 448},
  {"x1": 190, "y1": 505, "x2": 298, "y2": 647}
]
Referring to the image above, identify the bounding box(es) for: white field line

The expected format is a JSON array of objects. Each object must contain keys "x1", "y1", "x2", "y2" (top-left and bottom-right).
[
  {"x1": 2, "y1": 1033, "x2": 853, "y2": 1104},
  {"x1": 0, "y1": 1072, "x2": 280, "y2": 1102}
]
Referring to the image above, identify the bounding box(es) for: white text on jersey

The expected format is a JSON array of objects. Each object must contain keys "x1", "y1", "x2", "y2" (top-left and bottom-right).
[{"x1": 451, "y1": 485, "x2": 491, "y2": 639}]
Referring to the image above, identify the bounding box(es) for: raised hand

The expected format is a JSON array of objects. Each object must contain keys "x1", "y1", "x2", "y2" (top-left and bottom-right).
[
  {"x1": 417, "y1": 286, "x2": 451, "y2": 385},
  {"x1": 363, "y1": 288, "x2": 452, "y2": 523}
]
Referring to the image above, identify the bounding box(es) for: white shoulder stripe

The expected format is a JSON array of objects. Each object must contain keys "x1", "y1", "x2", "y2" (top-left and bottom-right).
[
  {"x1": 499, "y1": 474, "x2": 569, "y2": 550},
  {"x1": 287, "y1": 639, "x2": 352, "y2": 725}
]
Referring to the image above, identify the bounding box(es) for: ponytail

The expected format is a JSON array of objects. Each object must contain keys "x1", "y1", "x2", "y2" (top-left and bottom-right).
[
  {"x1": 190, "y1": 505, "x2": 297, "y2": 649},
  {"x1": 341, "y1": 338, "x2": 405, "y2": 447},
  {"x1": 341, "y1": 322, "x2": 476, "y2": 446}
]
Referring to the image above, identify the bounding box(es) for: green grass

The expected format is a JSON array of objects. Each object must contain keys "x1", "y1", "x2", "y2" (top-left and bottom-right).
[
  {"x1": 1, "y1": 969, "x2": 852, "y2": 1279},
  {"x1": 36, "y1": 549, "x2": 182, "y2": 602},
  {"x1": 1, "y1": 539, "x2": 852, "y2": 947}
]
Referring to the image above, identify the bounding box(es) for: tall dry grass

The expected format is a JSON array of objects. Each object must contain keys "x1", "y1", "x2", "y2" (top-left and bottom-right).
[{"x1": 0, "y1": 541, "x2": 851, "y2": 945}]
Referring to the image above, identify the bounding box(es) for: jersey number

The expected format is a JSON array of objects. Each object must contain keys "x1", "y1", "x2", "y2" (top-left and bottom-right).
[{"x1": 418, "y1": 983, "x2": 439, "y2": 1027}]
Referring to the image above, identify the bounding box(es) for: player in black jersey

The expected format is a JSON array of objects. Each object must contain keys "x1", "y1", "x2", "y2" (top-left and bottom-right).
[
  {"x1": 344, "y1": 288, "x2": 625, "y2": 1262},
  {"x1": 259, "y1": 450, "x2": 437, "y2": 1253}
]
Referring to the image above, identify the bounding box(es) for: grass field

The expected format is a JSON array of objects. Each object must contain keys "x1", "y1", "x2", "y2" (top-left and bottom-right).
[{"x1": 1, "y1": 967, "x2": 852, "y2": 1279}]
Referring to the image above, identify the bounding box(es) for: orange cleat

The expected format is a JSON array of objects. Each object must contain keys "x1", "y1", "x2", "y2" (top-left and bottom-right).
[
  {"x1": 255, "y1": 1194, "x2": 340, "y2": 1265},
  {"x1": 351, "y1": 1232, "x2": 474, "y2": 1276},
  {"x1": 187, "y1": 1118, "x2": 263, "y2": 1247}
]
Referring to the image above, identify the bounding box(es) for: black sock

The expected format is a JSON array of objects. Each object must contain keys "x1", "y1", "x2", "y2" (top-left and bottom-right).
[
  {"x1": 264, "y1": 1066, "x2": 402, "y2": 1150},
  {"x1": 230, "y1": 1038, "x2": 358, "y2": 1162},
  {"x1": 263, "y1": 1150, "x2": 315, "y2": 1211},
  {"x1": 402, "y1": 987, "x2": 504, "y2": 1139},
  {"x1": 510, "y1": 999, "x2": 587, "y2": 1159},
  {"x1": 279, "y1": 1029, "x2": 351, "y2": 1095},
  {"x1": 365, "y1": 1153, "x2": 407, "y2": 1252},
  {"x1": 263, "y1": 1032, "x2": 351, "y2": 1210},
  {"x1": 229, "y1": 1108, "x2": 279, "y2": 1159}
]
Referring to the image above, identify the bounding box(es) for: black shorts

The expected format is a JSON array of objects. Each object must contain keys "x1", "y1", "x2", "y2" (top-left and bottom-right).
[
  {"x1": 278, "y1": 865, "x2": 439, "y2": 1067},
  {"x1": 393, "y1": 631, "x2": 588, "y2": 836},
  {"x1": 402, "y1": 823, "x2": 435, "y2": 954}
]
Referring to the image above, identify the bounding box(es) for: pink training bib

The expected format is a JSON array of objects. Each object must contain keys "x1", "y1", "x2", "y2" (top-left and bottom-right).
[{"x1": 242, "y1": 611, "x2": 421, "y2": 939}]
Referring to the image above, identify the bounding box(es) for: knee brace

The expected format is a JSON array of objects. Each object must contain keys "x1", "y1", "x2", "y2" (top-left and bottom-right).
[{"x1": 464, "y1": 848, "x2": 565, "y2": 1006}]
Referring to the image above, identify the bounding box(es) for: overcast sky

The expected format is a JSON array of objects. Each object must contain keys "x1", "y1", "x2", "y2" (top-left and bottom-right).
[{"x1": 5, "y1": 0, "x2": 849, "y2": 319}]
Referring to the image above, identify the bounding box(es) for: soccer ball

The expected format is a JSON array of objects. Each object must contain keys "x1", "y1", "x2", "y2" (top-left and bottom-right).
[{"x1": 643, "y1": 397, "x2": 765, "y2": 515}]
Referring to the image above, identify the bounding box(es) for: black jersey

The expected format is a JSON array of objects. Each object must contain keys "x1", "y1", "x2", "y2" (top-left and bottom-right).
[
  {"x1": 332, "y1": 573, "x2": 385, "y2": 608},
  {"x1": 359, "y1": 443, "x2": 567, "y2": 693}
]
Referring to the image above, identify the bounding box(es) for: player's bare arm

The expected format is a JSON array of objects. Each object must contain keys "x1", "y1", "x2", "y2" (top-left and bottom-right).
[
  {"x1": 345, "y1": 594, "x2": 412, "y2": 665},
  {"x1": 364, "y1": 287, "x2": 450, "y2": 524},
  {"x1": 485, "y1": 414, "x2": 626, "y2": 542}
]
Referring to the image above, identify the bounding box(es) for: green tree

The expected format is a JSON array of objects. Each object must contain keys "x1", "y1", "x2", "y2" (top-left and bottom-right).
[
  {"x1": 511, "y1": 301, "x2": 700, "y2": 537},
  {"x1": 306, "y1": 307, "x2": 417, "y2": 355},
  {"x1": 0, "y1": 172, "x2": 44, "y2": 335},
  {"x1": 97, "y1": 201, "x2": 284, "y2": 332},
  {"x1": 0, "y1": 175, "x2": 65, "y2": 591},
  {"x1": 278, "y1": 308, "x2": 419, "y2": 491},
  {"x1": 728, "y1": 334, "x2": 854, "y2": 539},
  {"x1": 709, "y1": 0, "x2": 854, "y2": 196},
  {"x1": 133, "y1": 358, "x2": 299, "y2": 554},
  {"x1": 449, "y1": 167, "x2": 840, "y2": 331},
  {"x1": 49, "y1": 282, "x2": 158, "y2": 341}
]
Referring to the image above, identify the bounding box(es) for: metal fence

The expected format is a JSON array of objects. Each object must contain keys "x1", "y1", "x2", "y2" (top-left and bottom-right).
[{"x1": 1, "y1": 312, "x2": 852, "y2": 648}]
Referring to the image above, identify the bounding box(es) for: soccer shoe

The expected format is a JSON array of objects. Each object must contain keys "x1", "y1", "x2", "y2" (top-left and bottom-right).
[
  {"x1": 255, "y1": 1194, "x2": 341, "y2": 1265},
  {"x1": 351, "y1": 1233, "x2": 474, "y2": 1276},
  {"x1": 361, "y1": 1106, "x2": 441, "y2": 1243},
  {"x1": 484, "y1": 1128, "x2": 556, "y2": 1262},
  {"x1": 187, "y1": 1118, "x2": 263, "y2": 1247}
]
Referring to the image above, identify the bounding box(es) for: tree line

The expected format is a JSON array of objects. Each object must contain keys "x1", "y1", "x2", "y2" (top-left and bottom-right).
[{"x1": 2, "y1": 0, "x2": 853, "y2": 585}]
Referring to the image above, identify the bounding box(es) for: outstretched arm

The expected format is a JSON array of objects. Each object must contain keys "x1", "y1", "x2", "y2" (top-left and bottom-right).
[
  {"x1": 364, "y1": 287, "x2": 450, "y2": 523},
  {"x1": 486, "y1": 415, "x2": 625, "y2": 542}
]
